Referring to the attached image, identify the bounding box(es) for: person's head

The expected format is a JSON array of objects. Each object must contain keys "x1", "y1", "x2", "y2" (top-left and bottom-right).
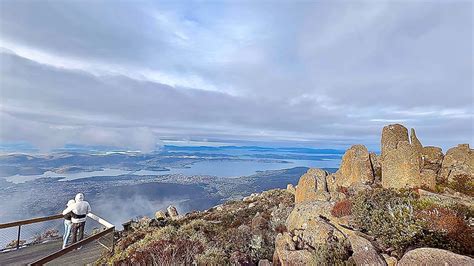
[
  {"x1": 75, "y1": 193, "x2": 84, "y2": 202},
  {"x1": 67, "y1": 199, "x2": 75, "y2": 207}
]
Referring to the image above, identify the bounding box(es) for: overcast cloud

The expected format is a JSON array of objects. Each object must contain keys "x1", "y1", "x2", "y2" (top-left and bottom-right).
[{"x1": 0, "y1": 0, "x2": 472, "y2": 152}]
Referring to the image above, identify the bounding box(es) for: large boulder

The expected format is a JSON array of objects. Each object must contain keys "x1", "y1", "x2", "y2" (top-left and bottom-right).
[
  {"x1": 382, "y1": 141, "x2": 422, "y2": 189},
  {"x1": 334, "y1": 145, "x2": 374, "y2": 188},
  {"x1": 410, "y1": 128, "x2": 423, "y2": 153},
  {"x1": 398, "y1": 248, "x2": 474, "y2": 266},
  {"x1": 166, "y1": 205, "x2": 179, "y2": 219},
  {"x1": 155, "y1": 210, "x2": 166, "y2": 220},
  {"x1": 347, "y1": 233, "x2": 386, "y2": 266},
  {"x1": 439, "y1": 144, "x2": 473, "y2": 183},
  {"x1": 294, "y1": 168, "x2": 330, "y2": 203},
  {"x1": 286, "y1": 184, "x2": 295, "y2": 195},
  {"x1": 381, "y1": 124, "x2": 409, "y2": 160},
  {"x1": 273, "y1": 233, "x2": 313, "y2": 265},
  {"x1": 286, "y1": 201, "x2": 345, "y2": 249},
  {"x1": 370, "y1": 152, "x2": 382, "y2": 182},
  {"x1": 422, "y1": 146, "x2": 444, "y2": 173},
  {"x1": 419, "y1": 169, "x2": 437, "y2": 190}
]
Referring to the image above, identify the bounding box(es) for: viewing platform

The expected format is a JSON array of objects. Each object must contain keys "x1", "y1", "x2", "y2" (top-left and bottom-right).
[{"x1": 0, "y1": 213, "x2": 114, "y2": 265}]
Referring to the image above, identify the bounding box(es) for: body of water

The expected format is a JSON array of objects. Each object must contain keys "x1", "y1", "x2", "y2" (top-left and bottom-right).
[{"x1": 3, "y1": 158, "x2": 339, "y2": 184}]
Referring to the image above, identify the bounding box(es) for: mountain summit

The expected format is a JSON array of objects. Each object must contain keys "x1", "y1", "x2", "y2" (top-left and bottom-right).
[{"x1": 101, "y1": 124, "x2": 473, "y2": 265}]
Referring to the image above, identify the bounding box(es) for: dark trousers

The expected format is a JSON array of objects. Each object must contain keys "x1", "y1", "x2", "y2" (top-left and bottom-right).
[{"x1": 71, "y1": 222, "x2": 85, "y2": 243}]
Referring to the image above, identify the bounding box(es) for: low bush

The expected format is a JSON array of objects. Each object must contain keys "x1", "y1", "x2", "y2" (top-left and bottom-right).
[
  {"x1": 416, "y1": 206, "x2": 474, "y2": 255},
  {"x1": 447, "y1": 174, "x2": 474, "y2": 197},
  {"x1": 331, "y1": 200, "x2": 352, "y2": 218},
  {"x1": 352, "y1": 188, "x2": 422, "y2": 254},
  {"x1": 195, "y1": 247, "x2": 228, "y2": 265},
  {"x1": 311, "y1": 238, "x2": 354, "y2": 265},
  {"x1": 102, "y1": 189, "x2": 295, "y2": 265}
]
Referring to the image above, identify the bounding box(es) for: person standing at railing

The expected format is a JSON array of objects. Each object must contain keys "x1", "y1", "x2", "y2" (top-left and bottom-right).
[
  {"x1": 62, "y1": 193, "x2": 91, "y2": 245},
  {"x1": 62, "y1": 199, "x2": 75, "y2": 249}
]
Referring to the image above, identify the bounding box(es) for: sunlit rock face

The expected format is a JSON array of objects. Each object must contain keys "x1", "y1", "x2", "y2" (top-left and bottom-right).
[{"x1": 439, "y1": 144, "x2": 474, "y2": 183}]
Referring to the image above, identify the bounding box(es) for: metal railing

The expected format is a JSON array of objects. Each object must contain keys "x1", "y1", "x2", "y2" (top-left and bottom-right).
[{"x1": 0, "y1": 213, "x2": 114, "y2": 266}]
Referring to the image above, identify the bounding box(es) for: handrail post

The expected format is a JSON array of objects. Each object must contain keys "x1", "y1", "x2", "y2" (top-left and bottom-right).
[
  {"x1": 16, "y1": 225, "x2": 21, "y2": 250},
  {"x1": 111, "y1": 231, "x2": 115, "y2": 254}
]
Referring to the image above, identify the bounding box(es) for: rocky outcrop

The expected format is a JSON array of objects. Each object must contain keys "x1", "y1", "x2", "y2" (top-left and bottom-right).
[
  {"x1": 382, "y1": 254, "x2": 397, "y2": 266},
  {"x1": 154, "y1": 210, "x2": 166, "y2": 220},
  {"x1": 370, "y1": 152, "x2": 382, "y2": 182},
  {"x1": 286, "y1": 202, "x2": 344, "y2": 248},
  {"x1": 380, "y1": 125, "x2": 447, "y2": 189},
  {"x1": 294, "y1": 168, "x2": 330, "y2": 203},
  {"x1": 382, "y1": 141, "x2": 422, "y2": 189},
  {"x1": 439, "y1": 144, "x2": 474, "y2": 183},
  {"x1": 347, "y1": 233, "x2": 386, "y2": 266},
  {"x1": 398, "y1": 248, "x2": 474, "y2": 265},
  {"x1": 166, "y1": 205, "x2": 179, "y2": 219},
  {"x1": 274, "y1": 201, "x2": 349, "y2": 265},
  {"x1": 422, "y1": 146, "x2": 444, "y2": 173},
  {"x1": 334, "y1": 145, "x2": 374, "y2": 188},
  {"x1": 272, "y1": 124, "x2": 473, "y2": 266},
  {"x1": 258, "y1": 259, "x2": 272, "y2": 266},
  {"x1": 273, "y1": 232, "x2": 314, "y2": 265},
  {"x1": 286, "y1": 184, "x2": 295, "y2": 195},
  {"x1": 410, "y1": 128, "x2": 423, "y2": 152},
  {"x1": 381, "y1": 124, "x2": 409, "y2": 160},
  {"x1": 419, "y1": 169, "x2": 437, "y2": 190}
]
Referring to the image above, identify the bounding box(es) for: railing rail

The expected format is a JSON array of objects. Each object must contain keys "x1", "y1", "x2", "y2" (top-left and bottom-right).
[
  {"x1": 0, "y1": 214, "x2": 63, "y2": 229},
  {"x1": 0, "y1": 213, "x2": 114, "y2": 265},
  {"x1": 0, "y1": 214, "x2": 64, "y2": 251},
  {"x1": 30, "y1": 226, "x2": 114, "y2": 266}
]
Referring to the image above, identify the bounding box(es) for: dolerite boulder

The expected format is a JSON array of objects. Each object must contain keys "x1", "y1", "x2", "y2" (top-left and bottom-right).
[
  {"x1": 286, "y1": 184, "x2": 295, "y2": 195},
  {"x1": 274, "y1": 201, "x2": 347, "y2": 265},
  {"x1": 398, "y1": 248, "x2": 474, "y2": 266},
  {"x1": 334, "y1": 145, "x2": 374, "y2": 188},
  {"x1": 369, "y1": 152, "x2": 382, "y2": 182},
  {"x1": 419, "y1": 169, "x2": 437, "y2": 190},
  {"x1": 439, "y1": 144, "x2": 474, "y2": 183},
  {"x1": 286, "y1": 201, "x2": 342, "y2": 248},
  {"x1": 294, "y1": 168, "x2": 330, "y2": 203},
  {"x1": 422, "y1": 146, "x2": 444, "y2": 173},
  {"x1": 166, "y1": 205, "x2": 179, "y2": 219},
  {"x1": 410, "y1": 128, "x2": 423, "y2": 153},
  {"x1": 381, "y1": 124, "x2": 409, "y2": 160},
  {"x1": 382, "y1": 141, "x2": 422, "y2": 189},
  {"x1": 155, "y1": 210, "x2": 166, "y2": 220},
  {"x1": 346, "y1": 233, "x2": 386, "y2": 266}
]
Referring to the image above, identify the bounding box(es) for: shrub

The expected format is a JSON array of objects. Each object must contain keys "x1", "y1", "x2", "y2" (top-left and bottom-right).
[
  {"x1": 331, "y1": 200, "x2": 352, "y2": 218},
  {"x1": 274, "y1": 224, "x2": 287, "y2": 234},
  {"x1": 196, "y1": 247, "x2": 228, "y2": 265},
  {"x1": 417, "y1": 206, "x2": 474, "y2": 255},
  {"x1": 130, "y1": 238, "x2": 205, "y2": 265},
  {"x1": 179, "y1": 219, "x2": 217, "y2": 240},
  {"x1": 352, "y1": 188, "x2": 422, "y2": 254},
  {"x1": 447, "y1": 174, "x2": 474, "y2": 196},
  {"x1": 336, "y1": 186, "x2": 351, "y2": 197},
  {"x1": 311, "y1": 238, "x2": 354, "y2": 265}
]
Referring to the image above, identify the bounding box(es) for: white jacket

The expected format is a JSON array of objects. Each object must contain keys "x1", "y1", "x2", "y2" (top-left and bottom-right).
[{"x1": 62, "y1": 193, "x2": 91, "y2": 223}]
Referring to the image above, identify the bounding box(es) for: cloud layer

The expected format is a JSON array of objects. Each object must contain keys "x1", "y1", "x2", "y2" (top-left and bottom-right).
[{"x1": 0, "y1": 0, "x2": 472, "y2": 152}]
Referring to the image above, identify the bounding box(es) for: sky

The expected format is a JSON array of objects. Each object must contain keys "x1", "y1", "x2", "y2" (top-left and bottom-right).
[{"x1": 0, "y1": 0, "x2": 472, "y2": 152}]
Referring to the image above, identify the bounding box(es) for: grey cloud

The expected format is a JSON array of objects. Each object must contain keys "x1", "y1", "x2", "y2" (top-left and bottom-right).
[{"x1": 0, "y1": 1, "x2": 472, "y2": 151}]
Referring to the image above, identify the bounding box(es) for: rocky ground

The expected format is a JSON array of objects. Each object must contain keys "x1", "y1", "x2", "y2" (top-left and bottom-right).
[{"x1": 99, "y1": 124, "x2": 473, "y2": 265}]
